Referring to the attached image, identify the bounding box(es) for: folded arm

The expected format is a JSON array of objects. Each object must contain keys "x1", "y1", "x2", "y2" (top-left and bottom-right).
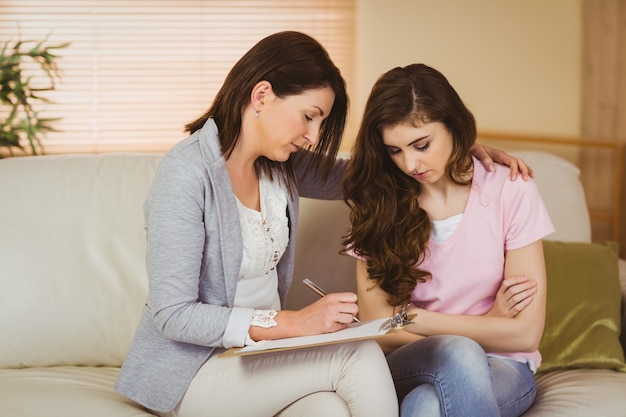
[
  {"x1": 405, "y1": 240, "x2": 547, "y2": 352},
  {"x1": 356, "y1": 240, "x2": 547, "y2": 355}
]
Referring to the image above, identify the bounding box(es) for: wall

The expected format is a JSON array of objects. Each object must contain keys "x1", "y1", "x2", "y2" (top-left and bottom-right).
[
  {"x1": 348, "y1": 0, "x2": 582, "y2": 150},
  {"x1": 353, "y1": 1, "x2": 626, "y2": 254}
]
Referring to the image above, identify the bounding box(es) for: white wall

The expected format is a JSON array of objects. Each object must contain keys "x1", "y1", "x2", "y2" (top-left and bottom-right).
[{"x1": 348, "y1": 0, "x2": 581, "y2": 148}]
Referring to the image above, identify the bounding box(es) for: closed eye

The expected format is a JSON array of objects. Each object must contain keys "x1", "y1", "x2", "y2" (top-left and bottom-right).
[
  {"x1": 305, "y1": 114, "x2": 313, "y2": 122},
  {"x1": 415, "y1": 142, "x2": 430, "y2": 152}
]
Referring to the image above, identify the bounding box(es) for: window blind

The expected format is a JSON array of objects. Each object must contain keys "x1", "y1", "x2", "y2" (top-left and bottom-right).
[{"x1": 0, "y1": 0, "x2": 355, "y2": 154}]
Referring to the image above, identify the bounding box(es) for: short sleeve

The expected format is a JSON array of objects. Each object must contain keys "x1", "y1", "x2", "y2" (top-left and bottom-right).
[{"x1": 502, "y1": 177, "x2": 555, "y2": 251}]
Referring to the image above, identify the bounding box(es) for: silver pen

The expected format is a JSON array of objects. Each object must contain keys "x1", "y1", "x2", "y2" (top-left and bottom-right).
[{"x1": 302, "y1": 278, "x2": 361, "y2": 323}]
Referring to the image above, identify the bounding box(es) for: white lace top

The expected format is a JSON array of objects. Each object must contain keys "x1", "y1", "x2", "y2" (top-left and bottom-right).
[{"x1": 234, "y1": 175, "x2": 289, "y2": 310}]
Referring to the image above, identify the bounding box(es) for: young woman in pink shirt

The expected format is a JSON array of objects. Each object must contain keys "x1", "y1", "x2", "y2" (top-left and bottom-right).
[{"x1": 343, "y1": 64, "x2": 554, "y2": 417}]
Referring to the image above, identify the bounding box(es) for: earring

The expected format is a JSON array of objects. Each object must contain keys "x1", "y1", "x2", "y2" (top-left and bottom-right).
[{"x1": 255, "y1": 110, "x2": 260, "y2": 118}]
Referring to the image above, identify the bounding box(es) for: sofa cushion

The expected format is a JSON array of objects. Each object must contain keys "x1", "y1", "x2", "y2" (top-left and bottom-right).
[
  {"x1": 538, "y1": 240, "x2": 626, "y2": 373},
  {"x1": 523, "y1": 368, "x2": 626, "y2": 416},
  {"x1": 0, "y1": 367, "x2": 154, "y2": 416},
  {"x1": 0, "y1": 154, "x2": 162, "y2": 368}
]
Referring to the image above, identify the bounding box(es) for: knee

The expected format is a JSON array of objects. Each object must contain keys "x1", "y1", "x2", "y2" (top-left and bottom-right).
[
  {"x1": 351, "y1": 339, "x2": 386, "y2": 358},
  {"x1": 430, "y1": 336, "x2": 492, "y2": 384},
  {"x1": 435, "y1": 335, "x2": 486, "y2": 364},
  {"x1": 387, "y1": 335, "x2": 487, "y2": 379},
  {"x1": 337, "y1": 339, "x2": 387, "y2": 368}
]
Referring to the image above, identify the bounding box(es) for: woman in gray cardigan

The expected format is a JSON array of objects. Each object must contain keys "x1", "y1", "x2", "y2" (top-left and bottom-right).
[{"x1": 115, "y1": 31, "x2": 528, "y2": 417}]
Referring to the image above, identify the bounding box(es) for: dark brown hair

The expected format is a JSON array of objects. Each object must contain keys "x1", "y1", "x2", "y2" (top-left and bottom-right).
[
  {"x1": 342, "y1": 64, "x2": 476, "y2": 306},
  {"x1": 185, "y1": 31, "x2": 348, "y2": 185}
]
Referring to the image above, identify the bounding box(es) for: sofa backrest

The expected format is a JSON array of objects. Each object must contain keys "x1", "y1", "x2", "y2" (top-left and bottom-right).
[
  {"x1": 0, "y1": 153, "x2": 162, "y2": 368},
  {"x1": 1, "y1": 151, "x2": 622, "y2": 369}
]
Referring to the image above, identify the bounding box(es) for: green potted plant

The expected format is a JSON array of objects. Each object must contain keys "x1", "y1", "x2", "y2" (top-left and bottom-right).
[{"x1": 0, "y1": 36, "x2": 68, "y2": 158}]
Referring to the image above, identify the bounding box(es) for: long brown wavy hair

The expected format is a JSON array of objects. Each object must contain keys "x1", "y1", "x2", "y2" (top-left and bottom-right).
[
  {"x1": 342, "y1": 64, "x2": 476, "y2": 306},
  {"x1": 185, "y1": 31, "x2": 348, "y2": 189}
]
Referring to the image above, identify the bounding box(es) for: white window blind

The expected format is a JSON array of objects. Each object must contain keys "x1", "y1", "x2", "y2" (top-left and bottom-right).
[{"x1": 0, "y1": 0, "x2": 355, "y2": 154}]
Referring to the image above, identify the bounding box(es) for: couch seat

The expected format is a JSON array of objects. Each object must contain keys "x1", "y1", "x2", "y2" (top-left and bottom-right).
[{"x1": 0, "y1": 367, "x2": 152, "y2": 416}]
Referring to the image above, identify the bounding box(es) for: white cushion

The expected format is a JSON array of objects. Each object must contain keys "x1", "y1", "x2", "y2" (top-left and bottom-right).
[
  {"x1": 0, "y1": 367, "x2": 154, "y2": 415},
  {"x1": 0, "y1": 153, "x2": 162, "y2": 368}
]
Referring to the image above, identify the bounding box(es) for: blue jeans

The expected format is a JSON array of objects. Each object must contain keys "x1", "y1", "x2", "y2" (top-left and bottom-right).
[{"x1": 386, "y1": 335, "x2": 536, "y2": 417}]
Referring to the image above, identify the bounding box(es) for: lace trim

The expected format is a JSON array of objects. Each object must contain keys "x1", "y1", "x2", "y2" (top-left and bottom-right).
[
  {"x1": 250, "y1": 309, "x2": 278, "y2": 328},
  {"x1": 237, "y1": 176, "x2": 288, "y2": 278}
]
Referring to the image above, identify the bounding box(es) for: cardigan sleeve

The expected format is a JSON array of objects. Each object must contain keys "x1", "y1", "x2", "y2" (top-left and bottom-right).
[
  {"x1": 144, "y1": 152, "x2": 255, "y2": 348},
  {"x1": 291, "y1": 150, "x2": 347, "y2": 200}
]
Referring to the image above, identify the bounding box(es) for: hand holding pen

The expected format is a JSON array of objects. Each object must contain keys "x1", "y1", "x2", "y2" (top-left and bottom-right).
[{"x1": 303, "y1": 278, "x2": 361, "y2": 323}]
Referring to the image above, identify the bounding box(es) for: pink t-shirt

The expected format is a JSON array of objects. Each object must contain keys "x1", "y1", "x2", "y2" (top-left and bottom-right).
[{"x1": 412, "y1": 157, "x2": 554, "y2": 369}]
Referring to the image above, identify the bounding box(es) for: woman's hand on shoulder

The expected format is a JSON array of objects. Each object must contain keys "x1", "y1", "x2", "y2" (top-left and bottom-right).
[
  {"x1": 470, "y1": 143, "x2": 534, "y2": 181},
  {"x1": 485, "y1": 275, "x2": 537, "y2": 318}
]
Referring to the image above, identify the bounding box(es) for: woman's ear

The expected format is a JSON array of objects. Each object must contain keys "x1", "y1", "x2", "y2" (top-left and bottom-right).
[{"x1": 250, "y1": 80, "x2": 272, "y2": 114}]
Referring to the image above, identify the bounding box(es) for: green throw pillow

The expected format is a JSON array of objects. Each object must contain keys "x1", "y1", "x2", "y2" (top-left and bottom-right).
[{"x1": 538, "y1": 240, "x2": 626, "y2": 374}]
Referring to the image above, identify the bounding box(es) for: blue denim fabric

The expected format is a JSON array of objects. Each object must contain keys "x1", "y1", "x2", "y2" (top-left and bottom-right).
[{"x1": 386, "y1": 335, "x2": 536, "y2": 417}]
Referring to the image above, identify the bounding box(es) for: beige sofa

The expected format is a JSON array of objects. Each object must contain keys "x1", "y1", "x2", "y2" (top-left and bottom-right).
[{"x1": 1, "y1": 151, "x2": 625, "y2": 416}]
